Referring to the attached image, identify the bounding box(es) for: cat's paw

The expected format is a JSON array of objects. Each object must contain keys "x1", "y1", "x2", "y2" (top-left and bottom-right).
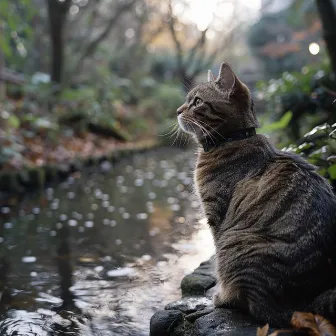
[
  {"x1": 213, "y1": 292, "x2": 226, "y2": 307},
  {"x1": 213, "y1": 292, "x2": 236, "y2": 308}
]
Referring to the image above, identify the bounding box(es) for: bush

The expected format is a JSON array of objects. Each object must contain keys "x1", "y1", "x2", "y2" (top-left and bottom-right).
[
  {"x1": 283, "y1": 123, "x2": 336, "y2": 189},
  {"x1": 257, "y1": 61, "x2": 336, "y2": 144}
]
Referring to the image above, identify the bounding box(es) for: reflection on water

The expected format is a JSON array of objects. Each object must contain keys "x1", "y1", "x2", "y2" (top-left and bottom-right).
[{"x1": 0, "y1": 149, "x2": 214, "y2": 335}]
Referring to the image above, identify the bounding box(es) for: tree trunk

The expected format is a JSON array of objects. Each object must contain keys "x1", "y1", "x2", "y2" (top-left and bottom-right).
[
  {"x1": 47, "y1": 0, "x2": 71, "y2": 87},
  {"x1": 315, "y1": 0, "x2": 336, "y2": 76}
]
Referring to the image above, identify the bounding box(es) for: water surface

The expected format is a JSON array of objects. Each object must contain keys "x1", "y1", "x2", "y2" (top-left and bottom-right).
[{"x1": 0, "y1": 149, "x2": 214, "y2": 335}]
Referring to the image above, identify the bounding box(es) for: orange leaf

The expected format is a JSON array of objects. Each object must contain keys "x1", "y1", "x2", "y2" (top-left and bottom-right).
[
  {"x1": 291, "y1": 312, "x2": 336, "y2": 336},
  {"x1": 257, "y1": 324, "x2": 270, "y2": 336}
]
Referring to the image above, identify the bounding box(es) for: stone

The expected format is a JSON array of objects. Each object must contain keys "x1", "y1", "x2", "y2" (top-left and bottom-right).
[
  {"x1": 165, "y1": 297, "x2": 213, "y2": 314},
  {"x1": 185, "y1": 308, "x2": 214, "y2": 322},
  {"x1": 181, "y1": 273, "x2": 216, "y2": 297},
  {"x1": 150, "y1": 309, "x2": 183, "y2": 336},
  {"x1": 193, "y1": 262, "x2": 215, "y2": 277},
  {"x1": 193, "y1": 308, "x2": 259, "y2": 336}
]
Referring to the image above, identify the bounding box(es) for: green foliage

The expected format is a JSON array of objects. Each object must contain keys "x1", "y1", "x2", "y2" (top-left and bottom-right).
[
  {"x1": 283, "y1": 123, "x2": 336, "y2": 186},
  {"x1": 257, "y1": 60, "x2": 335, "y2": 144},
  {"x1": 259, "y1": 111, "x2": 293, "y2": 133},
  {"x1": 0, "y1": 0, "x2": 35, "y2": 70},
  {"x1": 140, "y1": 83, "x2": 184, "y2": 121},
  {"x1": 257, "y1": 62, "x2": 330, "y2": 101}
]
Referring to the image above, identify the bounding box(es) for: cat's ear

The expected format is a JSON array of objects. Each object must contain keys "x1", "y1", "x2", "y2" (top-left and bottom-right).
[
  {"x1": 208, "y1": 70, "x2": 215, "y2": 82},
  {"x1": 215, "y1": 62, "x2": 235, "y2": 92}
]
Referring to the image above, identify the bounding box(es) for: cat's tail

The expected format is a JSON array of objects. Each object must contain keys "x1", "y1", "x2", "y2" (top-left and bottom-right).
[
  {"x1": 248, "y1": 297, "x2": 294, "y2": 327},
  {"x1": 308, "y1": 288, "x2": 336, "y2": 323},
  {"x1": 248, "y1": 289, "x2": 336, "y2": 327}
]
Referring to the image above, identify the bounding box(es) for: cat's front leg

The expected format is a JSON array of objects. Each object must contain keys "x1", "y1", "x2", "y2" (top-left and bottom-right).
[{"x1": 212, "y1": 282, "x2": 239, "y2": 309}]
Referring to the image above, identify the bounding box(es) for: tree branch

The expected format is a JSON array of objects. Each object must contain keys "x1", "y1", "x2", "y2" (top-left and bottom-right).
[
  {"x1": 74, "y1": 0, "x2": 136, "y2": 70},
  {"x1": 167, "y1": 1, "x2": 186, "y2": 78}
]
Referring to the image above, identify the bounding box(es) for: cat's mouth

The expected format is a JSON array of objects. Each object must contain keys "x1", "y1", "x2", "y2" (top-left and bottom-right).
[{"x1": 178, "y1": 115, "x2": 194, "y2": 134}]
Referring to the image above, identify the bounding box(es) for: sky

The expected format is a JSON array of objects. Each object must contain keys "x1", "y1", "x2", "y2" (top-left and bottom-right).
[{"x1": 173, "y1": 0, "x2": 262, "y2": 31}]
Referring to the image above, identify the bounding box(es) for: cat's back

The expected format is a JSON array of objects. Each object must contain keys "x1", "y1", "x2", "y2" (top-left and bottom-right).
[{"x1": 227, "y1": 149, "x2": 336, "y2": 241}]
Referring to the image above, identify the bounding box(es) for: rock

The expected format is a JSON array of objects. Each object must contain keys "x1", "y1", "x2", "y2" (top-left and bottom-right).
[
  {"x1": 165, "y1": 297, "x2": 213, "y2": 314},
  {"x1": 150, "y1": 310, "x2": 183, "y2": 336},
  {"x1": 185, "y1": 308, "x2": 214, "y2": 322},
  {"x1": 181, "y1": 273, "x2": 216, "y2": 296},
  {"x1": 193, "y1": 259, "x2": 215, "y2": 277},
  {"x1": 150, "y1": 256, "x2": 304, "y2": 336},
  {"x1": 193, "y1": 308, "x2": 259, "y2": 336}
]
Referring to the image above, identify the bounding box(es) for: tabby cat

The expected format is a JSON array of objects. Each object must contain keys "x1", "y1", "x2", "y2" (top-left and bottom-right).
[{"x1": 177, "y1": 63, "x2": 336, "y2": 326}]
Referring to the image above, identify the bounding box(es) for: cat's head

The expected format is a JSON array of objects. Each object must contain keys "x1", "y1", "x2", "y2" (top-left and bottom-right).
[{"x1": 177, "y1": 63, "x2": 259, "y2": 143}]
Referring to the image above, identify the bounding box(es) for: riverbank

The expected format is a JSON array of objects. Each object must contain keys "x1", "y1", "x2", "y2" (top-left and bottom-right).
[
  {"x1": 0, "y1": 138, "x2": 159, "y2": 196},
  {"x1": 150, "y1": 258, "x2": 302, "y2": 336}
]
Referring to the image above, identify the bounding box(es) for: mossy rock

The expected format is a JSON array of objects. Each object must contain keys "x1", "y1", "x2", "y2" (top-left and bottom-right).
[
  {"x1": 88, "y1": 122, "x2": 129, "y2": 141},
  {"x1": 0, "y1": 171, "x2": 21, "y2": 193},
  {"x1": 181, "y1": 274, "x2": 216, "y2": 297}
]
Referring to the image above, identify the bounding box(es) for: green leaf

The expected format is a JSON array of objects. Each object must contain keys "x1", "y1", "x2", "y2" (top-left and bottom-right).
[
  {"x1": 260, "y1": 111, "x2": 293, "y2": 134},
  {"x1": 8, "y1": 115, "x2": 20, "y2": 128},
  {"x1": 0, "y1": 36, "x2": 12, "y2": 57},
  {"x1": 328, "y1": 164, "x2": 336, "y2": 179}
]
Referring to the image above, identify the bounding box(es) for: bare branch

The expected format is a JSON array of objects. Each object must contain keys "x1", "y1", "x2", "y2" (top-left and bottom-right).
[
  {"x1": 167, "y1": 1, "x2": 186, "y2": 78},
  {"x1": 75, "y1": 0, "x2": 136, "y2": 69}
]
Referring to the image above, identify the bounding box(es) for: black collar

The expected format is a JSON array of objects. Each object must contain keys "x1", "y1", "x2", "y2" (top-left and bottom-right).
[{"x1": 201, "y1": 128, "x2": 257, "y2": 152}]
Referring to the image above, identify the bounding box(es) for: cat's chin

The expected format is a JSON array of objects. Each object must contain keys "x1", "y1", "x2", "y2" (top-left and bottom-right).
[{"x1": 177, "y1": 117, "x2": 194, "y2": 135}]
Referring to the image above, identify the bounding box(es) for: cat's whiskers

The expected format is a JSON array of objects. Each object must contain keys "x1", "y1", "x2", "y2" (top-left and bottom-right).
[
  {"x1": 187, "y1": 118, "x2": 217, "y2": 145},
  {"x1": 170, "y1": 127, "x2": 182, "y2": 148},
  {"x1": 195, "y1": 119, "x2": 227, "y2": 140},
  {"x1": 183, "y1": 117, "x2": 217, "y2": 146},
  {"x1": 159, "y1": 122, "x2": 178, "y2": 137},
  {"x1": 167, "y1": 125, "x2": 180, "y2": 139}
]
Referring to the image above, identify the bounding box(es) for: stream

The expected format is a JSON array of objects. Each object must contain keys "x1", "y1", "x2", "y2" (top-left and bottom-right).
[{"x1": 0, "y1": 148, "x2": 214, "y2": 336}]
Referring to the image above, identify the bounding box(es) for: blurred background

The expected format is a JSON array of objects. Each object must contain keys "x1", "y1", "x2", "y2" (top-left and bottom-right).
[{"x1": 0, "y1": 0, "x2": 336, "y2": 335}]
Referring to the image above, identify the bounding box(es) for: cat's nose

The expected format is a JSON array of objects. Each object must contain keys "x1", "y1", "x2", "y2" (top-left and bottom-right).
[{"x1": 177, "y1": 103, "x2": 187, "y2": 115}]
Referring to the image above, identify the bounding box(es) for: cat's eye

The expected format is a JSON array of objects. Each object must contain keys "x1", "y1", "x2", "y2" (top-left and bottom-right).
[{"x1": 194, "y1": 98, "x2": 203, "y2": 107}]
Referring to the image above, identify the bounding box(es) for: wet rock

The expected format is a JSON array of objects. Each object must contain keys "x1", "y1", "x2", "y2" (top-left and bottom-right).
[
  {"x1": 150, "y1": 309, "x2": 183, "y2": 336},
  {"x1": 193, "y1": 258, "x2": 215, "y2": 277},
  {"x1": 185, "y1": 308, "x2": 214, "y2": 322},
  {"x1": 165, "y1": 297, "x2": 213, "y2": 314},
  {"x1": 193, "y1": 308, "x2": 259, "y2": 336},
  {"x1": 181, "y1": 273, "x2": 216, "y2": 296}
]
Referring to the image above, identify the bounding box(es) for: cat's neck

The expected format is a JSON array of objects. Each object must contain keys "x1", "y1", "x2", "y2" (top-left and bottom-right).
[
  {"x1": 195, "y1": 134, "x2": 276, "y2": 227},
  {"x1": 196, "y1": 134, "x2": 276, "y2": 184}
]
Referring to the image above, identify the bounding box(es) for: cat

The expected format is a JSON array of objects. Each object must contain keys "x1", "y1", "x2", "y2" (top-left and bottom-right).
[{"x1": 176, "y1": 62, "x2": 336, "y2": 326}]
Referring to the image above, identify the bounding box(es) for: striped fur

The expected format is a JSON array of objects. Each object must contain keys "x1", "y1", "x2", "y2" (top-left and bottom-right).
[{"x1": 177, "y1": 63, "x2": 336, "y2": 326}]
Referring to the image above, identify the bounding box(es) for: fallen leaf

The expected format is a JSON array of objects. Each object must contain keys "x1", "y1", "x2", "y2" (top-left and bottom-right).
[
  {"x1": 256, "y1": 324, "x2": 294, "y2": 336},
  {"x1": 291, "y1": 312, "x2": 336, "y2": 336},
  {"x1": 257, "y1": 324, "x2": 270, "y2": 336}
]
